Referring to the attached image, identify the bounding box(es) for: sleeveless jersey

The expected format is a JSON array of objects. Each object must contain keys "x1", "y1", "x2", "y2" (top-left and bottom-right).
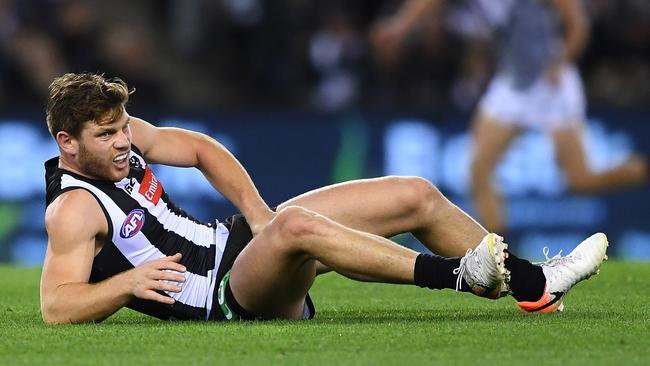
[
  {"x1": 469, "y1": 0, "x2": 561, "y2": 89},
  {"x1": 498, "y1": 0, "x2": 561, "y2": 88},
  {"x1": 44, "y1": 145, "x2": 230, "y2": 320}
]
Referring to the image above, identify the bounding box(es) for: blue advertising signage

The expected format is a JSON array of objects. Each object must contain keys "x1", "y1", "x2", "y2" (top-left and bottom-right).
[{"x1": 0, "y1": 110, "x2": 648, "y2": 265}]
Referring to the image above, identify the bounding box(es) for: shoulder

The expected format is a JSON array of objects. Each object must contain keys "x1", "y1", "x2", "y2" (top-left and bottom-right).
[
  {"x1": 129, "y1": 116, "x2": 159, "y2": 157},
  {"x1": 45, "y1": 189, "x2": 108, "y2": 238}
]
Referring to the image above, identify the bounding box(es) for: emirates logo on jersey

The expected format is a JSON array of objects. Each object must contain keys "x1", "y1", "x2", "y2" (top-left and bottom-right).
[
  {"x1": 120, "y1": 209, "x2": 145, "y2": 239},
  {"x1": 138, "y1": 167, "x2": 163, "y2": 205}
]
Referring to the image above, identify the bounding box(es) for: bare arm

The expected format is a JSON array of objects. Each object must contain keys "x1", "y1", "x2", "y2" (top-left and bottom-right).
[
  {"x1": 371, "y1": 0, "x2": 444, "y2": 52},
  {"x1": 40, "y1": 190, "x2": 186, "y2": 324},
  {"x1": 553, "y1": 0, "x2": 589, "y2": 63},
  {"x1": 129, "y1": 117, "x2": 274, "y2": 234},
  {"x1": 388, "y1": 0, "x2": 444, "y2": 31}
]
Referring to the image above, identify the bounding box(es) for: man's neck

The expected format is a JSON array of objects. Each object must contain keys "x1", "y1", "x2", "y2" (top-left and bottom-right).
[{"x1": 58, "y1": 156, "x2": 94, "y2": 180}]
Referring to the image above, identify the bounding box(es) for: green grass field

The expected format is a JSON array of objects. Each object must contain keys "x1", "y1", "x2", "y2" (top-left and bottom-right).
[{"x1": 1, "y1": 262, "x2": 649, "y2": 365}]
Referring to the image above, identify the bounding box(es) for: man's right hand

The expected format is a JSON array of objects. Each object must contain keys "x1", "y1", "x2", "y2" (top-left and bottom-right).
[
  {"x1": 126, "y1": 253, "x2": 186, "y2": 305},
  {"x1": 248, "y1": 209, "x2": 276, "y2": 237}
]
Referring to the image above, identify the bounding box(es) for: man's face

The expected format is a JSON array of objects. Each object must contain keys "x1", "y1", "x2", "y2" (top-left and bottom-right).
[{"x1": 76, "y1": 109, "x2": 132, "y2": 182}]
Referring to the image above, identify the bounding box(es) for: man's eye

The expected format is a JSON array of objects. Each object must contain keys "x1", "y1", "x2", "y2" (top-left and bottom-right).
[{"x1": 99, "y1": 132, "x2": 111, "y2": 138}]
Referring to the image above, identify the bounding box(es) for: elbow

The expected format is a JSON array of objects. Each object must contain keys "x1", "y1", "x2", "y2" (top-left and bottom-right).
[
  {"x1": 42, "y1": 317, "x2": 67, "y2": 325},
  {"x1": 42, "y1": 311, "x2": 94, "y2": 325},
  {"x1": 193, "y1": 132, "x2": 218, "y2": 168},
  {"x1": 41, "y1": 310, "x2": 68, "y2": 325},
  {"x1": 41, "y1": 300, "x2": 81, "y2": 325},
  {"x1": 41, "y1": 301, "x2": 106, "y2": 325},
  {"x1": 41, "y1": 302, "x2": 70, "y2": 325},
  {"x1": 42, "y1": 313, "x2": 104, "y2": 325}
]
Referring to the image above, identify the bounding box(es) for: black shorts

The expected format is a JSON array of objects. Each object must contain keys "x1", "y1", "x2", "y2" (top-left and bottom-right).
[{"x1": 208, "y1": 214, "x2": 315, "y2": 321}]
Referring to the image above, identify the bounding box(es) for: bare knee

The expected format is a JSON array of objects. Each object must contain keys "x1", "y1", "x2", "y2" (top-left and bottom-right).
[
  {"x1": 386, "y1": 176, "x2": 445, "y2": 219},
  {"x1": 272, "y1": 206, "x2": 330, "y2": 251}
]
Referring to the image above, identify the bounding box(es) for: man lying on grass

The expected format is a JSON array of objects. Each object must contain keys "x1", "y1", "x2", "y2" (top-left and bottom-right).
[{"x1": 41, "y1": 73, "x2": 607, "y2": 324}]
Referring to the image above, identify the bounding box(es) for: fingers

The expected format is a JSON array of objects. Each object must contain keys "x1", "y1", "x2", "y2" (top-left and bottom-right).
[
  {"x1": 138, "y1": 279, "x2": 183, "y2": 304},
  {"x1": 131, "y1": 253, "x2": 188, "y2": 303},
  {"x1": 155, "y1": 253, "x2": 186, "y2": 273},
  {"x1": 152, "y1": 280, "x2": 182, "y2": 293},
  {"x1": 145, "y1": 266, "x2": 186, "y2": 285},
  {"x1": 143, "y1": 290, "x2": 176, "y2": 305},
  {"x1": 132, "y1": 279, "x2": 182, "y2": 304},
  {"x1": 165, "y1": 253, "x2": 183, "y2": 263},
  {"x1": 154, "y1": 261, "x2": 186, "y2": 274},
  {"x1": 157, "y1": 271, "x2": 186, "y2": 283}
]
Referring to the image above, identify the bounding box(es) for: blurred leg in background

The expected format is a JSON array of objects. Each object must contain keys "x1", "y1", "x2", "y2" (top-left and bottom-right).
[
  {"x1": 553, "y1": 126, "x2": 648, "y2": 193},
  {"x1": 469, "y1": 110, "x2": 520, "y2": 234}
]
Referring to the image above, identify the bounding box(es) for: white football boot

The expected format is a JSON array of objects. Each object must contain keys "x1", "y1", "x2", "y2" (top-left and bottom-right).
[
  {"x1": 453, "y1": 233, "x2": 509, "y2": 299},
  {"x1": 518, "y1": 232, "x2": 609, "y2": 313}
]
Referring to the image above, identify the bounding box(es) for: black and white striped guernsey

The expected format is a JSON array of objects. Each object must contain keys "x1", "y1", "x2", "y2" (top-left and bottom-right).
[{"x1": 44, "y1": 145, "x2": 230, "y2": 320}]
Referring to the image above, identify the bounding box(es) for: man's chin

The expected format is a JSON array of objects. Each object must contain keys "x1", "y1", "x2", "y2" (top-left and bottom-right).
[
  {"x1": 110, "y1": 166, "x2": 130, "y2": 181},
  {"x1": 90, "y1": 166, "x2": 129, "y2": 182}
]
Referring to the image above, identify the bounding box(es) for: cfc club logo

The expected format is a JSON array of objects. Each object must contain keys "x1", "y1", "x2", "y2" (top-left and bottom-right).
[{"x1": 120, "y1": 209, "x2": 146, "y2": 239}]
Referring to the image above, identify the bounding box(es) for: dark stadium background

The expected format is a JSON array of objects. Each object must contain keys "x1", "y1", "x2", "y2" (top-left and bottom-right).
[{"x1": 0, "y1": 0, "x2": 649, "y2": 264}]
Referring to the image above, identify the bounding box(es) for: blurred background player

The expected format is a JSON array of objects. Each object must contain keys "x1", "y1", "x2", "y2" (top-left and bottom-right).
[{"x1": 372, "y1": 0, "x2": 648, "y2": 233}]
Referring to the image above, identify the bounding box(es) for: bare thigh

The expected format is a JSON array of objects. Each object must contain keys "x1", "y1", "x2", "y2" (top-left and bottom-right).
[
  {"x1": 279, "y1": 177, "x2": 426, "y2": 274},
  {"x1": 229, "y1": 220, "x2": 317, "y2": 320},
  {"x1": 278, "y1": 176, "x2": 432, "y2": 238},
  {"x1": 551, "y1": 124, "x2": 649, "y2": 192},
  {"x1": 469, "y1": 110, "x2": 520, "y2": 231},
  {"x1": 279, "y1": 176, "x2": 492, "y2": 258},
  {"x1": 228, "y1": 206, "x2": 418, "y2": 320},
  {"x1": 470, "y1": 110, "x2": 520, "y2": 179}
]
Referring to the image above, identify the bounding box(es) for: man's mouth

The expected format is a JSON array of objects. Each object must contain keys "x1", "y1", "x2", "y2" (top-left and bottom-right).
[{"x1": 113, "y1": 152, "x2": 129, "y2": 168}]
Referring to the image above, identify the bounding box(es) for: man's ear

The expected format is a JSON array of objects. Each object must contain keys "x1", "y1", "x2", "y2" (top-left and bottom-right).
[{"x1": 56, "y1": 131, "x2": 78, "y2": 156}]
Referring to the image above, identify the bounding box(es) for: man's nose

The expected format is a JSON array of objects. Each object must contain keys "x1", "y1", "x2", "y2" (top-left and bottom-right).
[{"x1": 115, "y1": 129, "x2": 130, "y2": 148}]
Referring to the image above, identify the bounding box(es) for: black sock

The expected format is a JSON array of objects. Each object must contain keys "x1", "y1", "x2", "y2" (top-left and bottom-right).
[
  {"x1": 504, "y1": 251, "x2": 546, "y2": 302},
  {"x1": 413, "y1": 253, "x2": 472, "y2": 292}
]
